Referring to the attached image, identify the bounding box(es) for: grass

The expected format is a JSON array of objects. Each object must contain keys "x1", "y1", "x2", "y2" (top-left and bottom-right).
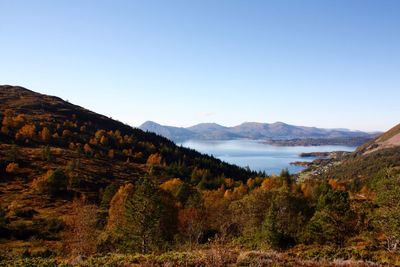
[{"x1": 0, "y1": 246, "x2": 392, "y2": 267}]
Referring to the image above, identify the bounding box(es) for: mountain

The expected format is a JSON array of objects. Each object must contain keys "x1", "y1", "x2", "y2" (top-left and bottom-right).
[
  {"x1": 140, "y1": 121, "x2": 194, "y2": 142},
  {"x1": 139, "y1": 120, "x2": 378, "y2": 144}
]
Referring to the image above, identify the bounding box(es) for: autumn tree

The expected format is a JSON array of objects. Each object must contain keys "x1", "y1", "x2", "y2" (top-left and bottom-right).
[
  {"x1": 83, "y1": 144, "x2": 92, "y2": 156},
  {"x1": 106, "y1": 183, "x2": 134, "y2": 232},
  {"x1": 5, "y1": 162, "x2": 19, "y2": 174},
  {"x1": 40, "y1": 127, "x2": 51, "y2": 142},
  {"x1": 33, "y1": 169, "x2": 68, "y2": 197},
  {"x1": 16, "y1": 123, "x2": 36, "y2": 141},
  {"x1": 147, "y1": 153, "x2": 162, "y2": 165},
  {"x1": 64, "y1": 197, "x2": 98, "y2": 257}
]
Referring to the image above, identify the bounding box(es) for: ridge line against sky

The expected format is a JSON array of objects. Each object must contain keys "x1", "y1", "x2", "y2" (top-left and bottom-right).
[{"x1": 1, "y1": 0, "x2": 399, "y2": 132}]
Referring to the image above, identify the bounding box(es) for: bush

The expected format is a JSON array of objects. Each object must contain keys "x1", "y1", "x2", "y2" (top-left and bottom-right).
[
  {"x1": 5, "y1": 162, "x2": 19, "y2": 174},
  {"x1": 32, "y1": 169, "x2": 68, "y2": 197}
]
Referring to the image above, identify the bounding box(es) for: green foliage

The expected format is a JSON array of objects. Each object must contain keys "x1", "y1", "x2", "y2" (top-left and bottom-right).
[
  {"x1": 34, "y1": 169, "x2": 68, "y2": 197},
  {"x1": 372, "y1": 168, "x2": 400, "y2": 251},
  {"x1": 100, "y1": 183, "x2": 119, "y2": 210},
  {"x1": 123, "y1": 176, "x2": 176, "y2": 253},
  {"x1": 261, "y1": 191, "x2": 308, "y2": 249},
  {"x1": 303, "y1": 188, "x2": 356, "y2": 246}
]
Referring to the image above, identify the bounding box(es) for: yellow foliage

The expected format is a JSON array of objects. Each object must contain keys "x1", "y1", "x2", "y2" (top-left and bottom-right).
[
  {"x1": 224, "y1": 189, "x2": 233, "y2": 198},
  {"x1": 107, "y1": 183, "x2": 134, "y2": 231},
  {"x1": 261, "y1": 178, "x2": 274, "y2": 190},
  {"x1": 246, "y1": 178, "x2": 255, "y2": 190},
  {"x1": 160, "y1": 178, "x2": 183, "y2": 193},
  {"x1": 95, "y1": 130, "x2": 106, "y2": 140}
]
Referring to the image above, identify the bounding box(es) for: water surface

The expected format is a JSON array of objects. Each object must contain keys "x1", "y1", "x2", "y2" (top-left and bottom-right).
[{"x1": 180, "y1": 139, "x2": 356, "y2": 175}]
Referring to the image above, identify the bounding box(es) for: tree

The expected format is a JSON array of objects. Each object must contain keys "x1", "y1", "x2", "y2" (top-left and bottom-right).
[
  {"x1": 40, "y1": 127, "x2": 51, "y2": 142},
  {"x1": 33, "y1": 169, "x2": 68, "y2": 197},
  {"x1": 64, "y1": 197, "x2": 98, "y2": 257},
  {"x1": 303, "y1": 188, "x2": 356, "y2": 246},
  {"x1": 106, "y1": 183, "x2": 134, "y2": 232},
  {"x1": 261, "y1": 191, "x2": 308, "y2": 249},
  {"x1": 16, "y1": 124, "x2": 36, "y2": 140},
  {"x1": 41, "y1": 145, "x2": 52, "y2": 161},
  {"x1": 5, "y1": 162, "x2": 19, "y2": 174},
  {"x1": 373, "y1": 169, "x2": 400, "y2": 251},
  {"x1": 146, "y1": 153, "x2": 162, "y2": 165},
  {"x1": 124, "y1": 176, "x2": 165, "y2": 253},
  {"x1": 83, "y1": 144, "x2": 92, "y2": 156}
]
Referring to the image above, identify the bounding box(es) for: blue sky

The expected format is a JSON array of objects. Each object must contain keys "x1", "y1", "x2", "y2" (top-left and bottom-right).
[{"x1": 1, "y1": 1, "x2": 399, "y2": 132}]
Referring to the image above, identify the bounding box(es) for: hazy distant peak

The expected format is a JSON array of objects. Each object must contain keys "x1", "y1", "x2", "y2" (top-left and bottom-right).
[
  {"x1": 188, "y1": 122, "x2": 227, "y2": 132},
  {"x1": 140, "y1": 120, "x2": 162, "y2": 127}
]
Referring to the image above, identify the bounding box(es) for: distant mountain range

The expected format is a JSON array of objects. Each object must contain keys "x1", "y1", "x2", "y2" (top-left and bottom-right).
[{"x1": 139, "y1": 121, "x2": 380, "y2": 145}]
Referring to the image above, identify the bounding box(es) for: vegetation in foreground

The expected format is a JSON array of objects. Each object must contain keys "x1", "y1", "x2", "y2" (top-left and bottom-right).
[{"x1": 1, "y1": 86, "x2": 400, "y2": 266}]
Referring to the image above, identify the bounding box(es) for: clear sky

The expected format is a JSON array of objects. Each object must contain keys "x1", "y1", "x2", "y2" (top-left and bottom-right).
[{"x1": 1, "y1": 0, "x2": 399, "y2": 132}]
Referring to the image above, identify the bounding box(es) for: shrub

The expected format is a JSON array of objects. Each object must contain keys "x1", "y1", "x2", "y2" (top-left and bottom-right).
[
  {"x1": 32, "y1": 169, "x2": 68, "y2": 197},
  {"x1": 5, "y1": 162, "x2": 19, "y2": 174}
]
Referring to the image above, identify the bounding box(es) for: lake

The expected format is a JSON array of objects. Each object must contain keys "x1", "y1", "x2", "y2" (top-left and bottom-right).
[{"x1": 180, "y1": 139, "x2": 356, "y2": 175}]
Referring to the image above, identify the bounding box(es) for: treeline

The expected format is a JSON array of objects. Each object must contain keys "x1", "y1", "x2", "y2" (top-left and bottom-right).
[{"x1": 11, "y1": 167, "x2": 395, "y2": 258}]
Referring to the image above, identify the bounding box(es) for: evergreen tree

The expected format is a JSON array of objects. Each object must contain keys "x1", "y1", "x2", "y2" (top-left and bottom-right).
[{"x1": 124, "y1": 176, "x2": 164, "y2": 253}]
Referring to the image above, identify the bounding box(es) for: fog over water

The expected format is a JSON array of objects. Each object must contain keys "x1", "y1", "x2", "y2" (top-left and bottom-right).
[{"x1": 180, "y1": 139, "x2": 356, "y2": 175}]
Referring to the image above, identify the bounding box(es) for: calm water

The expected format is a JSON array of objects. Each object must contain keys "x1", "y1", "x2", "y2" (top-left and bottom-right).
[{"x1": 180, "y1": 139, "x2": 356, "y2": 175}]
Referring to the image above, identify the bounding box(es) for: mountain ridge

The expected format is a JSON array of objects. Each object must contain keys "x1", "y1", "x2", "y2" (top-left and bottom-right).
[{"x1": 139, "y1": 120, "x2": 379, "y2": 143}]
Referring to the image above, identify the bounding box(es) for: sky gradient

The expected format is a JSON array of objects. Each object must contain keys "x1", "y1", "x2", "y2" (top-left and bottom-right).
[{"x1": 1, "y1": 0, "x2": 399, "y2": 132}]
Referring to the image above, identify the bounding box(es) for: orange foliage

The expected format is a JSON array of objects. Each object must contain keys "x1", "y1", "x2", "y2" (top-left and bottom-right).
[
  {"x1": 147, "y1": 153, "x2": 162, "y2": 165},
  {"x1": 40, "y1": 127, "x2": 51, "y2": 142},
  {"x1": 17, "y1": 124, "x2": 36, "y2": 139},
  {"x1": 83, "y1": 144, "x2": 92, "y2": 155},
  {"x1": 5, "y1": 162, "x2": 19, "y2": 174},
  {"x1": 100, "y1": 136, "x2": 109, "y2": 146},
  {"x1": 178, "y1": 207, "x2": 203, "y2": 244},
  {"x1": 108, "y1": 149, "x2": 114, "y2": 159},
  {"x1": 328, "y1": 179, "x2": 346, "y2": 191}
]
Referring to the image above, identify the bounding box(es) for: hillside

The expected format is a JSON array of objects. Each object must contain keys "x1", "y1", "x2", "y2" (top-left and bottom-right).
[
  {"x1": 299, "y1": 123, "x2": 400, "y2": 186},
  {"x1": 139, "y1": 120, "x2": 377, "y2": 144},
  {"x1": 0, "y1": 85, "x2": 256, "y2": 255},
  {"x1": 356, "y1": 123, "x2": 400, "y2": 155},
  {"x1": 1, "y1": 85, "x2": 399, "y2": 266}
]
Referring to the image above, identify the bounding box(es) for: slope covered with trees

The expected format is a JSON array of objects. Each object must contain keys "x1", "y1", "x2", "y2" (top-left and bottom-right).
[{"x1": 1, "y1": 85, "x2": 400, "y2": 266}]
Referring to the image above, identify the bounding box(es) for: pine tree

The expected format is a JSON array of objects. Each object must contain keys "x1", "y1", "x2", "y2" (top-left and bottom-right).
[{"x1": 124, "y1": 176, "x2": 164, "y2": 253}]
